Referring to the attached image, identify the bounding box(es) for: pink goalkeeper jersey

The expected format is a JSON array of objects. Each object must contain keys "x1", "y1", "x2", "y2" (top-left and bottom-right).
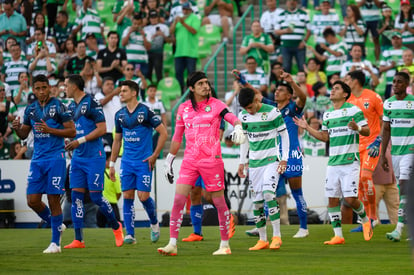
[{"x1": 173, "y1": 97, "x2": 237, "y2": 163}]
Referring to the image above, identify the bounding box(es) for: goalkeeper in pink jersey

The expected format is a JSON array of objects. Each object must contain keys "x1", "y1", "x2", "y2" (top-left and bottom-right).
[{"x1": 157, "y1": 71, "x2": 245, "y2": 256}]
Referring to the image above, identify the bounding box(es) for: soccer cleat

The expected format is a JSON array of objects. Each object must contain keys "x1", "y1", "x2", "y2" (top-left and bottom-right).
[
  {"x1": 43, "y1": 242, "x2": 61, "y2": 254},
  {"x1": 269, "y1": 237, "x2": 282, "y2": 250},
  {"x1": 64, "y1": 240, "x2": 85, "y2": 249},
  {"x1": 386, "y1": 230, "x2": 401, "y2": 242},
  {"x1": 113, "y1": 222, "x2": 124, "y2": 247},
  {"x1": 362, "y1": 220, "x2": 373, "y2": 241},
  {"x1": 350, "y1": 225, "x2": 363, "y2": 233},
  {"x1": 249, "y1": 240, "x2": 269, "y2": 251},
  {"x1": 229, "y1": 214, "x2": 236, "y2": 239},
  {"x1": 293, "y1": 228, "x2": 309, "y2": 238},
  {"x1": 182, "y1": 233, "x2": 204, "y2": 242},
  {"x1": 124, "y1": 235, "x2": 136, "y2": 245},
  {"x1": 157, "y1": 244, "x2": 178, "y2": 256},
  {"x1": 151, "y1": 223, "x2": 160, "y2": 243},
  {"x1": 324, "y1": 236, "x2": 345, "y2": 245},
  {"x1": 212, "y1": 246, "x2": 232, "y2": 255},
  {"x1": 245, "y1": 227, "x2": 259, "y2": 237}
]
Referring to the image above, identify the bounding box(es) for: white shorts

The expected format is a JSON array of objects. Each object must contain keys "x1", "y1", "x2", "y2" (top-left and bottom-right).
[
  {"x1": 392, "y1": 154, "x2": 414, "y2": 181},
  {"x1": 208, "y1": 14, "x2": 233, "y2": 28},
  {"x1": 248, "y1": 162, "x2": 280, "y2": 202},
  {"x1": 325, "y1": 161, "x2": 360, "y2": 198}
]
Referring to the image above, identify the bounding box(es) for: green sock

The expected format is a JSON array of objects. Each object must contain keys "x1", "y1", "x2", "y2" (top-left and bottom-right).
[
  {"x1": 353, "y1": 201, "x2": 369, "y2": 223},
  {"x1": 328, "y1": 206, "x2": 342, "y2": 237}
]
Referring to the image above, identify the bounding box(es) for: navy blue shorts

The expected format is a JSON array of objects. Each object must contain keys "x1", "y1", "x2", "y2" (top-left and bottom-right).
[
  {"x1": 120, "y1": 160, "x2": 152, "y2": 192},
  {"x1": 27, "y1": 159, "x2": 66, "y2": 195},
  {"x1": 70, "y1": 157, "x2": 105, "y2": 191}
]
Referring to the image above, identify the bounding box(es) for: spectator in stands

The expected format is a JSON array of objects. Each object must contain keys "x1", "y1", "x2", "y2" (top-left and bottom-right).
[
  {"x1": 395, "y1": 0, "x2": 414, "y2": 52},
  {"x1": 65, "y1": 40, "x2": 94, "y2": 76},
  {"x1": 1, "y1": 43, "x2": 28, "y2": 94},
  {"x1": 268, "y1": 61, "x2": 284, "y2": 99},
  {"x1": 260, "y1": 0, "x2": 282, "y2": 34},
  {"x1": 296, "y1": 71, "x2": 313, "y2": 97},
  {"x1": 379, "y1": 32, "x2": 406, "y2": 99},
  {"x1": 160, "y1": 0, "x2": 173, "y2": 21},
  {"x1": 0, "y1": 132, "x2": 11, "y2": 159},
  {"x1": 308, "y1": 28, "x2": 347, "y2": 81},
  {"x1": 72, "y1": 0, "x2": 105, "y2": 46},
  {"x1": 85, "y1": 33, "x2": 103, "y2": 60},
  {"x1": 58, "y1": 38, "x2": 76, "y2": 77},
  {"x1": 122, "y1": 14, "x2": 151, "y2": 77},
  {"x1": 307, "y1": 81, "x2": 332, "y2": 121},
  {"x1": 398, "y1": 49, "x2": 414, "y2": 79},
  {"x1": 202, "y1": 0, "x2": 233, "y2": 42},
  {"x1": 113, "y1": 1, "x2": 135, "y2": 42},
  {"x1": 303, "y1": 58, "x2": 326, "y2": 86},
  {"x1": 80, "y1": 59, "x2": 102, "y2": 96},
  {"x1": 357, "y1": 0, "x2": 381, "y2": 62},
  {"x1": 10, "y1": 141, "x2": 27, "y2": 159},
  {"x1": 240, "y1": 56, "x2": 268, "y2": 97},
  {"x1": 26, "y1": 13, "x2": 47, "y2": 46},
  {"x1": 340, "y1": 44, "x2": 379, "y2": 88},
  {"x1": 96, "y1": 31, "x2": 127, "y2": 82},
  {"x1": 378, "y1": 3, "x2": 394, "y2": 52},
  {"x1": 0, "y1": 0, "x2": 27, "y2": 49},
  {"x1": 301, "y1": 117, "x2": 326, "y2": 157},
  {"x1": 95, "y1": 77, "x2": 122, "y2": 148},
  {"x1": 310, "y1": 0, "x2": 341, "y2": 68},
  {"x1": 274, "y1": 0, "x2": 310, "y2": 74},
  {"x1": 116, "y1": 63, "x2": 148, "y2": 100},
  {"x1": 26, "y1": 28, "x2": 56, "y2": 61},
  {"x1": 339, "y1": 4, "x2": 366, "y2": 56},
  {"x1": 225, "y1": 80, "x2": 243, "y2": 117},
  {"x1": 168, "y1": 0, "x2": 198, "y2": 24},
  {"x1": 28, "y1": 42, "x2": 56, "y2": 77},
  {"x1": 51, "y1": 10, "x2": 74, "y2": 53},
  {"x1": 46, "y1": 0, "x2": 69, "y2": 32},
  {"x1": 169, "y1": 1, "x2": 201, "y2": 93},
  {"x1": 13, "y1": 72, "x2": 32, "y2": 114},
  {"x1": 240, "y1": 20, "x2": 274, "y2": 73},
  {"x1": 142, "y1": 0, "x2": 167, "y2": 24},
  {"x1": 1, "y1": 37, "x2": 25, "y2": 66},
  {"x1": 144, "y1": 9, "x2": 171, "y2": 84},
  {"x1": 0, "y1": 83, "x2": 14, "y2": 138}
]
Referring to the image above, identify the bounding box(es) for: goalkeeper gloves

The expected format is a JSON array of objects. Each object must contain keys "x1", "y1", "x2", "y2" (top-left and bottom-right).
[
  {"x1": 231, "y1": 124, "x2": 246, "y2": 145},
  {"x1": 164, "y1": 153, "x2": 176, "y2": 184},
  {"x1": 367, "y1": 135, "x2": 382, "y2": 158}
]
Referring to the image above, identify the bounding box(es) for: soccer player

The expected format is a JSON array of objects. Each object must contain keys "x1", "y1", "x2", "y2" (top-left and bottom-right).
[
  {"x1": 237, "y1": 87, "x2": 289, "y2": 250},
  {"x1": 342, "y1": 70, "x2": 383, "y2": 229},
  {"x1": 63, "y1": 74, "x2": 124, "y2": 249},
  {"x1": 294, "y1": 80, "x2": 373, "y2": 245},
  {"x1": 157, "y1": 71, "x2": 245, "y2": 256},
  {"x1": 12, "y1": 74, "x2": 76, "y2": 253},
  {"x1": 109, "y1": 80, "x2": 168, "y2": 244},
  {"x1": 234, "y1": 69, "x2": 310, "y2": 238},
  {"x1": 381, "y1": 72, "x2": 414, "y2": 242}
]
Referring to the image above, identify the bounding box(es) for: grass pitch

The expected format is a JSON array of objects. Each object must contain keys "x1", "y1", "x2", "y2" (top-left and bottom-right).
[{"x1": 0, "y1": 224, "x2": 412, "y2": 274}]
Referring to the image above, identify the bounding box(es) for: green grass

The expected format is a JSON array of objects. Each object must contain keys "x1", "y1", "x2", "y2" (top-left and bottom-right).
[{"x1": 0, "y1": 224, "x2": 412, "y2": 274}]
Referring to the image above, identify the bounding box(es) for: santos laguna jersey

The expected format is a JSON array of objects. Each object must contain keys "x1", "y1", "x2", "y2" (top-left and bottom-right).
[
  {"x1": 115, "y1": 103, "x2": 161, "y2": 161},
  {"x1": 239, "y1": 104, "x2": 286, "y2": 168},
  {"x1": 23, "y1": 97, "x2": 72, "y2": 161},
  {"x1": 322, "y1": 102, "x2": 368, "y2": 166},
  {"x1": 68, "y1": 94, "x2": 105, "y2": 159},
  {"x1": 383, "y1": 94, "x2": 414, "y2": 156},
  {"x1": 173, "y1": 97, "x2": 228, "y2": 162}
]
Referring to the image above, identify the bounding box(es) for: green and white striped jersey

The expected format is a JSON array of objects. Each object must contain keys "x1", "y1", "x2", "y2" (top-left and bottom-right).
[
  {"x1": 240, "y1": 69, "x2": 267, "y2": 89},
  {"x1": 122, "y1": 28, "x2": 148, "y2": 63},
  {"x1": 323, "y1": 41, "x2": 347, "y2": 76},
  {"x1": 357, "y1": 0, "x2": 381, "y2": 22},
  {"x1": 395, "y1": 15, "x2": 414, "y2": 45},
  {"x1": 341, "y1": 19, "x2": 366, "y2": 50},
  {"x1": 29, "y1": 57, "x2": 57, "y2": 77},
  {"x1": 383, "y1": 94, "x2": 414, "y2": 156},
  {"x1": 274, "y1": 8, "x2": 310, "y2": 47},
  {"x1": 2, "y1": 51, "x2": 26, "y2": 64},
  {"x1": 311, "y1": 11, "x2": 341, "y2": 44},
  {"x1": 302, "y1": 131, "x2": 326, "y2": 157},
  {"x1": 75, "y1": 8, "x2": 103, "y2": 40},
  {"x1": 379, "y1": 46, "x2": 406, "y2": 84},
  {"x1": 239, "y1": 104, "x2": 286, "y2": 168},
  {"x1": 322, "y1": 102, "x2": 367, "y2": 166},
  {"x1": 2, "y1": 59, "x2": 28, "y2": 93}
]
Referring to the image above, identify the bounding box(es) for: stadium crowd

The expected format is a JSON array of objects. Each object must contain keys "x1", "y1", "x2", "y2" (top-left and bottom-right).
[{"x1": 0, "y1": 0, "x2": 413, "y2": 256}]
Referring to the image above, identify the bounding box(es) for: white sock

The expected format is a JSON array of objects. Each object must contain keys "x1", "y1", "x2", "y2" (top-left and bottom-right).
[
  {"x1": 151, "y1": 223, "x2": 159, "y2": 232},
  {"x1": 220, "y1": 240, "x2": 229, "y2": 248},
  {"x1": 258, "y1": 226, "x2": 267, "y2": 241},
  {"x1": 334, "y1": 227, "x2": 343, "y2": 238},
  {"x1": 271, "y1": 220, "x2": 281, "y2": 237},
  {"x1": 169, "y1": 238, "x2": 177, "y2": 246},
  {"x1": 396, "y1": 222, "x2": 404, "y2": 234}
]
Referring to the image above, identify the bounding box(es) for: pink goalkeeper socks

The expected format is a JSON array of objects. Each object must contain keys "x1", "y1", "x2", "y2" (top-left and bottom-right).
[
  {"x1": 212, "y1": 196, "x2": 230, "y2": 241},
  {"x1": 170, "y1": 193, "x2": 187, "y2": 239}
]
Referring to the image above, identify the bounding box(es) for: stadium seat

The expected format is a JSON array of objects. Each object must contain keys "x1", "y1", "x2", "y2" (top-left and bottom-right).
[
  {"x1": 199, "y1": 24, "x2": 222, "y2": 46},
  {"x1": 158, "y1": 77, "x2": 181, "y2": 110},
  {"x1": 198, "y1": 36, "x2": 212, "y2": 59}
]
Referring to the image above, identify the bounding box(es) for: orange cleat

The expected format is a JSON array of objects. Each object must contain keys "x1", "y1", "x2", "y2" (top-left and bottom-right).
[
  {"x1": 269, "y1": 236, "x2": 282, "y2": 250},
  {"x1": 113, "y1": 222, "x2": 124, "y2": 247},
  {"x1": 64, "y1": 240, "x2": 85, "y2": 249},
  {"x1": 249, "y1": 240, "x2": 269, "y2": 251},
  {"x1": 363, "y1": 220, "x2": 373, "y2": 241},
  {"x1": 228, "y1": 214, "x2": 236, "y2": 239},
  {"x1": 182, "y1": 233, "x2": 204, "y2": 242},
  {"x1": 324, "y1": 236, "x2": 345, "y2": 245}
]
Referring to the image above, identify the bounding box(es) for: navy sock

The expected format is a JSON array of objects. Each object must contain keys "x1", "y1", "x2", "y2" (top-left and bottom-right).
[
  {"x1": 141, "y1": 197, "x2": 157, "y2": 225},
  {"x1": 190, "y1": 204, "x2": 203, "y2": 235},
  {"x1": 71, "y1": 190, "x2": 84, "y2": 241},
  {"x1": 291, "y1": 188, "x2": 308, "y2": 230},
  {"x1": 123, "y1": 198, "x2": 135, "y2": 236},
  {"x1": 90, "y1": 191, "x2": 119, "y2": 230}
]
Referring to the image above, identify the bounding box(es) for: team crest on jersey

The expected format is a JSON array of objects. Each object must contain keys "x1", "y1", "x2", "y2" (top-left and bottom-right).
[
  {"x1": 81, "y1": 104, "x2": 88, "y2": 114},
  {"x1": 205, "y1": 105, "x2": 211, "y2": 112},
  {"x1": 137, "y1": 112, "x2": 144, "y2": 123},
  {"x1": 261, "y1": 112, "x2": 268, "y2": 120},
  {"x1": 363, "y1": 102, "x2": 369, "y2": 109},
  {"x1": 342, "y1": 108, "x2": 347, "y2": 116},
  {"x1": 407, "y1": 101, "x2": 413, "y2": 109},
  {"x1": 177, "y1": 114, "x2": 181, "y2": 120},
  {"x1": 49, "y1": 105, "x2": 56, "y2": 117}
]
